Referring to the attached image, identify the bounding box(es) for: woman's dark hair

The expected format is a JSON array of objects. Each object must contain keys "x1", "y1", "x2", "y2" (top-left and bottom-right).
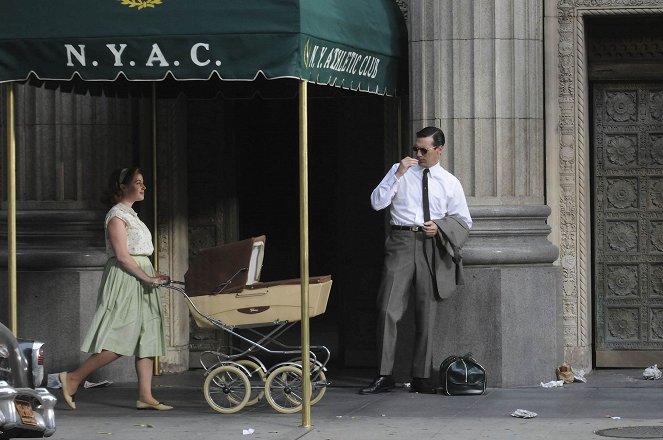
[
  {"x1": 416, "y1": 126, "x2": 445, "y2": 147},
  {"x1": 100, "y1": 166, "x2": 143, "y2": 207}
]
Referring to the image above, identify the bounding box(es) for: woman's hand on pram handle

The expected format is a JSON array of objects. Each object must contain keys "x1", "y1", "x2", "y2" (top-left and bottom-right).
[{"x1": 150, "y1": 273, "x2": 170, "y2": 287}]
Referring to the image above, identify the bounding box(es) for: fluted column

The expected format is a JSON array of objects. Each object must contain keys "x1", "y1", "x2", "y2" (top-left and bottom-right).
[
  {"x1": 411, "y1": 0, "x2": 544, "y2": 205},
  {"x1": 404, "y1": 0, "x2": 562, "y2": 387}
]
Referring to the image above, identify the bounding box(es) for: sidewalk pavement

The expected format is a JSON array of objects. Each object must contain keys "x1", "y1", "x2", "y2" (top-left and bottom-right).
[{"x1": 47, "y1": 368, "x2": 663, "y2": 440}]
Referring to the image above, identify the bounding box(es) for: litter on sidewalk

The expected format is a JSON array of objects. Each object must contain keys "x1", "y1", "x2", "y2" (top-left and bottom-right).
[
  {"x1": 642, "y1": 364, "x2": 661, "y2": 380},
  {"x1": 556, "y1": 363, "x2": 574, "y2": 383},
  {"x1": 511, "y1": 409, "x2": 538, "y2": 419},
  {"x1": 540, "y1": 380, "x2": 564, "y2": 388},
  {"x1": 574, "y1": 369, "x2": 587, "y2": 383},
  {"x1": 46, "y1": 372, "x2": 113, "y2": 389}
]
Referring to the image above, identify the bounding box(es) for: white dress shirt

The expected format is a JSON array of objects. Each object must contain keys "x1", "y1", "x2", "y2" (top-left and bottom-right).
[
  {"x1": 370, "y1": 163, "x2": 472, "y2": 228},
  {"x1": 104, "y1": 203, "x2": 155, "y2": 257}
]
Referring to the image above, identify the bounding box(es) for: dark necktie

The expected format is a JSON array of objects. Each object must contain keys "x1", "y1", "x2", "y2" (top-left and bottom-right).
[{"x1": 422, "y1": 168, "x2": 430, "y2": 222}]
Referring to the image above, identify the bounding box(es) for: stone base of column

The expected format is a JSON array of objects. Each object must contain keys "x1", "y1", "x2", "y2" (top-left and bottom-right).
[
  {"x1": 392, "y1": 205, "x2": 564, "y2": 387},
  {"x1": 0, "y1": 267, "x2": 141, "y2": 383},
  {"x1": 440, "y1": 266, "x2": 562, "y2": 387},
  {"x1": 392, "y1": 266, "x2": 563, "y2": 387}
]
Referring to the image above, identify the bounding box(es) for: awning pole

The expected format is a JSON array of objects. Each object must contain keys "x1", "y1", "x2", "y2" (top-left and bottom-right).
[
  {"x1": 151, "y1": 82, "x2": 161, "y2": 376},
  {"x1": 6, "y1": 83, "x2": 17, "y2": 335},
  {"x1": 299, "y1": 79, "x2": 311, "y2": 427}
]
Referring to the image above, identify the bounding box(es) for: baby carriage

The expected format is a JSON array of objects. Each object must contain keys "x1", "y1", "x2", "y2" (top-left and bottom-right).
[{"x1": 165, "y1": 235, "x2": 333, "y2": 414}]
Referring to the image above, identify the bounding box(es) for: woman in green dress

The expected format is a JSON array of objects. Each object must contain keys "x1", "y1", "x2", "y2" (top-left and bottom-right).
[{"x1": 59, "y1": 167, "x2": 172, "y2": 411}]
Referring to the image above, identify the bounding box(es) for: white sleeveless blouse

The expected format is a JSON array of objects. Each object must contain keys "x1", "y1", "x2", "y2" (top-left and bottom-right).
[{"x1": 104, "y1": 203, "x2": 154, "y2": 257}]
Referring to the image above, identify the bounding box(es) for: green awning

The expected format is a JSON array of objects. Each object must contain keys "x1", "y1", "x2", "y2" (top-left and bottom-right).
[{"x1": 0, "y1": 0, "x2": 406, "y2": 95}]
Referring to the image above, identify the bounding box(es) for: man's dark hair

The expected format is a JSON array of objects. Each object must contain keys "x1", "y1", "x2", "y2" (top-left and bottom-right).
[{"x1": 416, "y1": 126, "x2": 445, "y2": 146}]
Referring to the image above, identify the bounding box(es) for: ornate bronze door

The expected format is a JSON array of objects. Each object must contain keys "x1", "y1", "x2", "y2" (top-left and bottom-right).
[{"x1": 594, "y1": 82, "x2": 663, "y2": 367}]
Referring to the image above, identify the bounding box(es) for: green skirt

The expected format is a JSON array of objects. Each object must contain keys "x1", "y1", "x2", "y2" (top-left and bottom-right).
[{"x1": 80, "y1": 256, "x2": 166, "y2": 357}]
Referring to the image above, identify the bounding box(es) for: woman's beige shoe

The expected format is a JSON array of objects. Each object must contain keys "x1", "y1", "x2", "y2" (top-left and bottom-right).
[
  {"x1": 136, "y1": 400, "x2": 173, "y2": 411},
  {"x1": 59, "y1": 372, "x2": 76, "y2": 410}
]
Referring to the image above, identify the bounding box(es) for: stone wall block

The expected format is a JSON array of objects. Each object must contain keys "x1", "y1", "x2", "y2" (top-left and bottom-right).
[
  {"x1": 474, "y1": 38, "x2": 496, "y2": 119},
  {"x1": 73, "y1": 93, "x2": 94, "y2": 125},
  {"x1": 392, "y1": 264, "x2": 562, "y2": 388},
  {"x1": 514, "y1": 118, "x2": 531, "y2": 197},
  {"x1": 434, "y1": 39, "x2": 454, "y2": 121},
  {"x1": 513, "y1": 0, "x2": 542, "y2": 40},
  {"x1": 435, "y1": 117, "x2": 455, "y2": 168},
  {"x1": 513, "y1": 38, "x2": 530, "y2": 119},
  {"x1": 452, "y1": 118, "x2": 476, "y2": 194},
  {"x1": 529, "y1": 39, "x2": 544, "y2": 118},
  {"x1": 474, "y1": 0, "x2": 496, "y2": 39},
  {"x1": 410, "y1": 40, "x2": 434, "y2": 121},
  {"x1": 30, "y1": 87, "x2": 56, "y2": 126},
  {"x1": 495, "y1": 39, "x2": 515, "y2": 118},
  {"x1": 453, "y1": 39, "x2": 475, "y2": 119},
  {"x1": 525, "y1": 118, "x2": 544, "y2": 196},
  {"x1": 475, "y1": 118, "x2": 497, "y2": 196},
  {"x1": 495, "y1": 0, "x2": 515, "y2": 39},
  {"x1": 434, "y1": 0, "x2": 454, "y2": 41},
  {"x1": 500, "y1": 266, "x2": 563, "y2": 386},
  {"x1": 452, "y1": 0, "x2": 474, "y2": 40},
  {"x1": 495, "y1": 118, "x2": 515, "y2": 196},
  {"x1": 415, "y1": 0, "x2": 441, "y2": 41},
  {"x1": 15, "y1": 86, "x2": 36, "y2": 126}
]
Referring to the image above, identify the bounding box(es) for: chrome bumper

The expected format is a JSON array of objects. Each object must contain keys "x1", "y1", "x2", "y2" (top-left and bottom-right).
[{"x1": 0, "y1": 381, "x2": 57, "y2": 438}]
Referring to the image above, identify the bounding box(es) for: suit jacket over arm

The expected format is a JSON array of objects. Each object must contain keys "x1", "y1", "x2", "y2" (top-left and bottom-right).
[{"x1": 431, "y1": 215, "x2": 470, "y2": 300}]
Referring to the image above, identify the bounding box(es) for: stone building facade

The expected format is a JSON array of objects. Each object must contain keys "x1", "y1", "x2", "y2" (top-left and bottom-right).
[{"x1": 2, "y1": 0, "x2": 662, "y2": 385}]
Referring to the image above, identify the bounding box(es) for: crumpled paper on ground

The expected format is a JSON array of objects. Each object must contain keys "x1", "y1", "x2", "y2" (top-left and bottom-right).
[
  {"x1": 643, "y1": 364, "x2": 662, "y2": 380},
  {"x1": 242, "y1": 428, "x2": 255, "y2": 435},
  {"x1": 47, "y1": 373, "x2": 113, "y2": 389},
  {"x1": 574, "y1": 369, "x2": 587, "y2": 383},
  {"x1": 511, "y1": 409, "x2": 538, "y2": 419},
  {"x1": 540, "y1": 380, "x2": 564, "y2": 388}
]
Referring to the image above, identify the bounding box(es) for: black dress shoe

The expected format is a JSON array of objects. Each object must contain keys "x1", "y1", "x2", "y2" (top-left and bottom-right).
[
  {"x1": 410, "y1": 377, "x2": 436, "y2": 394},
  {"x1": 359, "y1": 375, "x2": 395, "y2": 395}
]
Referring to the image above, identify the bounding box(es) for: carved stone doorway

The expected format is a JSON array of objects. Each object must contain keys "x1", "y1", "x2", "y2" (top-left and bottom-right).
[{"x1": 592, "y1": 82, "x2": 663, "y2": 367}]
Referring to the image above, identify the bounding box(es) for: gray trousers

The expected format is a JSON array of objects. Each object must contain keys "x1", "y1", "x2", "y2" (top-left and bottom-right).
[{"x1": 376, "y1": 230, "x2": 438, "y2": 378}]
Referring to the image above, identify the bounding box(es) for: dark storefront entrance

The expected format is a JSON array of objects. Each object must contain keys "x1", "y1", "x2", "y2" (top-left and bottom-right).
[{"x1": 183, "y1": 78, "x2": 402, "y2": 368}]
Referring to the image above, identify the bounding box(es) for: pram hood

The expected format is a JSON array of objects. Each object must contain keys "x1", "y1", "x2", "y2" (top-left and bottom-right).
[{"x1": 185, "y1": 235, "x2": 266, "y2": 296}]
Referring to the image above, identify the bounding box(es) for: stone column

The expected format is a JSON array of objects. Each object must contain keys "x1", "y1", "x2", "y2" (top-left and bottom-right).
[
  {"x1": 407, "y1": 0, "x2": 562, "y2": 386},
  {"x1": 154, "y1": 95, "x2": 190, "y2": 373}
]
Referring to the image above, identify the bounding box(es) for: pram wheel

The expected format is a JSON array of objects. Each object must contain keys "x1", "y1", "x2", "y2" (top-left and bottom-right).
[
  {"x1": 234, "y1": 359, "x2": 266, "y2": 406},
  {"x1": 308, "y1": 365, "x2": 327, "y2": 405},
  {"x1": 203, "y1": 365, "x2": 251, "y2": 413},
  {"x1": 264, "y1": 365, "x2": 306, "y2": 414},
  {"x1": 287, "y1": 358, "x2": 328, "y2": 405}
]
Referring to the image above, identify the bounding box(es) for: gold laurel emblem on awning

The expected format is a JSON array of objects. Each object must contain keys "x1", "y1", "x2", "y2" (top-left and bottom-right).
[{"x1": 119, "y1": 0, "x2": 163, "y2": 10}]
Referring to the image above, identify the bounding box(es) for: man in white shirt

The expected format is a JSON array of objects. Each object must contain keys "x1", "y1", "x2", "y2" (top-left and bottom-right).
[{"x1": 359, "y1": 126, "x2": 472, "y2": 395}]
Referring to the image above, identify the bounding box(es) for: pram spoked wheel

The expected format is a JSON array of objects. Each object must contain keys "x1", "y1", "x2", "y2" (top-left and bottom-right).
[
  {"x1": 203, "y1": 365, "x2": 251, "y2": 413},
  {"x1": 234, "y1": 359, "x2": 266, "y2": 406},
  {"x1": 264, "y1": 365, "x2": 307, "y2": 414},
  {"x1": 287, "y1": 358, "x2": 328, "y2": 405}
]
